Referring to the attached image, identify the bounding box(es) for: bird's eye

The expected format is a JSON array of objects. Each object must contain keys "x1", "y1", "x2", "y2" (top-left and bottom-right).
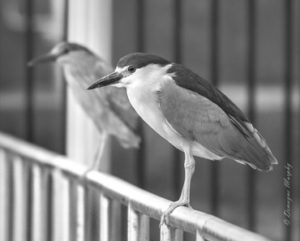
[{"x1": 128, "y1": 66, "x2": 136, "y2": 73}]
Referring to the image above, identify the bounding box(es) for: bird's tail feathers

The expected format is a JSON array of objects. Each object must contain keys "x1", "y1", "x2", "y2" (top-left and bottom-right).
[{"x1": 238, "y1": 123, "x2": 278, "y2": 171}]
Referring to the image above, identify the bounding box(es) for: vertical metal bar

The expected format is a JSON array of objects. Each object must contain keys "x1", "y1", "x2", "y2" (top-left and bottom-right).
[
  {"x1": 46, "y1": 171, "x2": 53, "y2": 241},
  {"x1": 174, "y1": 229, "x2": 183, "y2": 241},
  {"x1": 52, "y1": 172, "x2": 71, "y2": 241},
  {"x1": 127, "y1": 204, "x2": 150, "y2": 241},
  {"x1": 63, "y1": 0, "x2": 69, "y2": 42},
  {"x1": 210, "y1": 0, "x2": 220, "y2": 216},
  {"x1": 0, "y1": 150, "x2": 9, "y2": 241},
  {"x1": 173, "y1": 0, "x2": 183, "y2": 200},
  {"x1": 160, "y1": 224, "x2": 178, "y2": 241},
  {"x1": 127, "y1": 203, "x2": 139, "y2": 241},
  {"x1": 136, "y1": 0, "x2": 145, "y2": 54},
  {"x1": 68, "y1": 181, "x2": 78, "y2": 241},
  {"x1": 76, "y1": 183, "x2": 86, "y2": 241},
  {"x1": 246, "y1": 0, "x2": 256, "y2": 230},
  {"x1": 110, "y1": 200, "x2": 121, "y2": 241},
  {"x1": 196, "y1": 230, "x2": 205, "y2": 241},
  {"x1": 31, "y1": 164, "x2": 48, "y2": 241},
  {"x1": 139, "y1": 214, "x2": 150, "y2": 241},
  {"x1": 160, "y1": 224, "x2": 171, "y2": 241},
  {"x1": 283, "y1": 0, "x2": 294, "y2": 240},
  {"x1": 24, "y1": 0, "x2": 35, "y2": 142},
  {"x1": 99, "y1": 193, "x2": 110, "y2": 241},
  {"x1": 26, "y1": 163, "x2": 33, "y2": 241},
  {"x1": 60, "y1": 0, "x2": 69, "y2": 155},
  {"x1": 136, "y1": 0, "x2": 146, "y2": 188},
  {"x1": 127, "y1": 204, "x2": 139, "y2": 240},
  {"x1": 69, "y1": 181, "x2": 77, "y2": 241},
  {"x1": 67, "y1": 0, "x2": 112, "y2": 171},
  {"x1": 83, "y1": 186, "x2": 92, "y2": 241},
  {"x1": 12, "y1": 157, "x2": 28, "y2": 241},
  {"x1": 53, "y1": 171, "x2": 74, "y2": 241},
  {"x1": 135, "y1": 77, "x2": 146, "y2": 187}
]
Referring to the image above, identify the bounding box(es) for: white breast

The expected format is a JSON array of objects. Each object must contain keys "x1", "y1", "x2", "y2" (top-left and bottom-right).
[
  {"x1": 128, "y1": 84, "x2": 186, "y2": 149},
  {"x1": 125, "y1": 65, "x2": 184, "y2": 149}
]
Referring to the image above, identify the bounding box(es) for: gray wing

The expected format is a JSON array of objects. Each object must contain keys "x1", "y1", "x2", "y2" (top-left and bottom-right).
[{"x1": 157, "y1": 80, "x2": 277, "y2": 171}]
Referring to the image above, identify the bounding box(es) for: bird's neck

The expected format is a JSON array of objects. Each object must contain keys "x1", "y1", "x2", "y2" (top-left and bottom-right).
[{"x1": 126, "y1": 63, "x2": 174, "y2": 115}]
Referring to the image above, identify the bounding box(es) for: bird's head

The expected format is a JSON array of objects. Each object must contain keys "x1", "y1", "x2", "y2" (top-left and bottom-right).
[
  {"x1": 87, "y1": 53, "x2": 170, "y2": 90},
  {"x1": 28, "y1": 42, "x2": 93, "y2": 66}
]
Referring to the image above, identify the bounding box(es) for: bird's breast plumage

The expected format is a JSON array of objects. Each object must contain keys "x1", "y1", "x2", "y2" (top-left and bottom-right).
[
  {"x1": 126, "y1": 65, "x2": 179, "y2": 144},
  {"x1": 126, "y1": 75, "x2": 170, "y2": 139}
]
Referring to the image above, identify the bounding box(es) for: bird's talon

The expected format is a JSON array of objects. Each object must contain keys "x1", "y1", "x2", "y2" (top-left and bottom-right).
[{"x1": 159, "y1": 200, "x2": 189, "y2": 228}]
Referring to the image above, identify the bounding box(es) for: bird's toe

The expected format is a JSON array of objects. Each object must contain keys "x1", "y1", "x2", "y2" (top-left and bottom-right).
[{"x1": 159, "y1": 200, "x2": 190, "y2": 227}]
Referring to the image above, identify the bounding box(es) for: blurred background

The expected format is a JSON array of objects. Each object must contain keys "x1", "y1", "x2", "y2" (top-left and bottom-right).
[{"x1": 0, "y1": 0, "x2": 299, "y2": 240}]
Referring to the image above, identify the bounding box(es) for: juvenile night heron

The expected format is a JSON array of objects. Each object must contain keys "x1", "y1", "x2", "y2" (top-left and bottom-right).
[
  {"x1": 29, "y1": 43, "x2": 140, "y2": 171},
  {"x1": 87, "y1": 53, "x2": 278, "y2": 224}
]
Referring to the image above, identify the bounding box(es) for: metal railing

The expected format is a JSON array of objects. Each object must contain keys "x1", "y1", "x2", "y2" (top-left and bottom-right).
[
  {"x1": 0, "y1": 0, "x2": 295, "y2": 239},
  {"x1": 0, "y1": 132, "x2": 272, "y2": 241}
]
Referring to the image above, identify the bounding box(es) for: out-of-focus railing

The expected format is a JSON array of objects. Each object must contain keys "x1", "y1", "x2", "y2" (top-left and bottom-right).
[{"x1": 0, "y1": 132, "x2": 272, "y2": 241}]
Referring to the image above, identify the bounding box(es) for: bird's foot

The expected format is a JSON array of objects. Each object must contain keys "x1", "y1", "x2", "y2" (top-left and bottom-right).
[{"x1": 159, "y1": 200, "x2": 192, "y2": 227}]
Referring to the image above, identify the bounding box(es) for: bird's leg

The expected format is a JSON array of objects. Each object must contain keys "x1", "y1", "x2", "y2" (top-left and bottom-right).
[
  {"x1": 160, "y1": 148, "x2": 195, "y2": 226},
  {"x1": 82, "y1": 134, "x2": 108, "y2": 179}
]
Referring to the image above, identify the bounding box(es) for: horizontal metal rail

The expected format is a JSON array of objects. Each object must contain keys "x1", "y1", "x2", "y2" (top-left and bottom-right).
[{"x1": 0, "y1": 132, "x2": 272, "y2": 241}]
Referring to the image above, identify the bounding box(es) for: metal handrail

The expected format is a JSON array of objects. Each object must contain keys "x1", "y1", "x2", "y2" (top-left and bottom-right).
[{"x1": 0, "y1": 132, "x2": 272, "y2": 241}]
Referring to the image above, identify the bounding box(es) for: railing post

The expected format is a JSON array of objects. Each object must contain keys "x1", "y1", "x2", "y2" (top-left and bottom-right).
[
  {"x1": 128, "y1": 203, "x2": 139, "y2": 241},
  {"x1": 31, "y1": 164, "x2": 49, "y2": 241},
  {"x1": 75, "y1": 183, "x2": 86, "y2": 241},
  {"x1": 110, "y1": 200, "x2": 122, "y2": 241},
  {"x1": 66, "y1": 2, "x2": 113, "y2": 240},
  {"x1": 128, "y1": 203, "x2": 150, "y2": 241},
  {"x1": 52, "y1": 170, "x2": 71, "y2": 241},
  {"x1": 160, "y1": 224, "x2": 183, "y2": 241},
  {"x1": 12, "y1": 156, "x2": 28, "y2": 241},
  {"x1": 66, "y1": 0, "x2": 113, "y2": 172},
  {"x1": 196, "y1": 230, "x2": 205, "y2": 241},
  {"x1": 160, "y1": 224, "x2": 173, "y2": 241},
  {"x1": 140, "y1": 214, "x2": 150, "y2": 241},
  {"x1": 99, "y1": 193, "x2": 110, "y2": 241},
  {"x1": 0, "y1": 150, "x2": 9, "y2": 241}
]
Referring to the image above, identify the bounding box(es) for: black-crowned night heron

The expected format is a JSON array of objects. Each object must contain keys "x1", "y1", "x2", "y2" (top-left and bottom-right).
[
  {"x1": 29, "y1": 43, "x2": 140, "y2": 171},
  {"x1": 87, "y1": 52, "x2": 278, "y2": 225}
]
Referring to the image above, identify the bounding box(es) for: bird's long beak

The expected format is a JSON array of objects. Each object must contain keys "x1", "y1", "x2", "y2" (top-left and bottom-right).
[
  {"x1": 87, "y1": 72, "x2": 123, "y2": 90},
  {"x1": 28, "y1": 53, "x2": 57, "y2": 66}
]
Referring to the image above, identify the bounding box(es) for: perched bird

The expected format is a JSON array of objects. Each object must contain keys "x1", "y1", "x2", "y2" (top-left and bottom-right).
[
  {"x1": 29, "y1": 43, "x2": 140, "y2": 171},
  {"x1": 87, "y1": 52, "x2": 278, "y2": 224}
]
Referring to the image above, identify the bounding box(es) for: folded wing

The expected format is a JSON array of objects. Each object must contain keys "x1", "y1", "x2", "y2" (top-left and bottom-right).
[{"x1": 157, "y1": 71, "x2": 277, "y2": 171}]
